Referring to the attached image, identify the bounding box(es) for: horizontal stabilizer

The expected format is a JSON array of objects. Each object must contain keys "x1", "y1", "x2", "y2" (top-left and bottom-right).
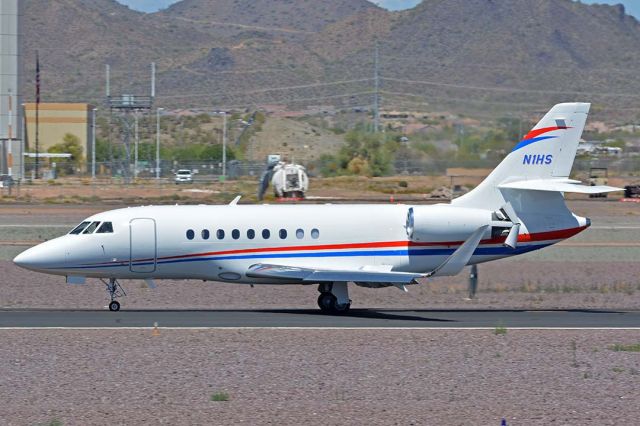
[{"x1": 499, "y1": 179, "x2": 622, "y2": 194}]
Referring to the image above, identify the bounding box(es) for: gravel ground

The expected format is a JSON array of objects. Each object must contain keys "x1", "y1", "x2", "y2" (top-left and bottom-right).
[
  {"x1": 1, "y1": 329, "x2": 639, "y2": 425},
  {"x1": 1, "y1": 258, "x2": 638, "y2": 311}
]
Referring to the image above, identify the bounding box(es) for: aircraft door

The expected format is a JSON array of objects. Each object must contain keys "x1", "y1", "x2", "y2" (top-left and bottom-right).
[{"x1": 130, "y1": 218, "x2": 157, "y2": 273}]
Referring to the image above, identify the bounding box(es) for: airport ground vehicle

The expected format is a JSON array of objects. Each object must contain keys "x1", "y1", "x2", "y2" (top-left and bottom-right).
[
  {"x1": 588, "y1": 167, "x2": 608, "y2": 198},
  {"x1": 14, "y1": 103, "x2": 620, "y2": 313}
]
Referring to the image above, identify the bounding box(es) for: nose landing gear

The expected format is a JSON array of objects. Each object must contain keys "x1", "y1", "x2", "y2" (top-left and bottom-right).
[{"x1": 101, "y1": 278, "x2": 126, "y2": 311}]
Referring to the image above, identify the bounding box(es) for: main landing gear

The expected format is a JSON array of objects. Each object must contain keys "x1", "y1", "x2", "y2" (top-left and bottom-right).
[
  {"x1": 101, "y1": 278, "x2": 126, "y2": 311},
  {"x1": 317, "y1": 282, "x2": 351, "y2": 314}
]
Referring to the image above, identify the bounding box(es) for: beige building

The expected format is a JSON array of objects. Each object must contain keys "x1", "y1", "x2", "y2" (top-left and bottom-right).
[{"x1": 24, "y1": 103, "x2": 94, "y2": 161}]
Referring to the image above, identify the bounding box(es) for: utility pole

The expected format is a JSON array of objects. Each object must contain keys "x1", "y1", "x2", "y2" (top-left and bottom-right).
[
  {"x1": 35, "y1": 51, "x2": 40, "y2": 179},
  {"x1": 91, "y1": 108, "x2": 97, "y2": 179},
  {"x1": 222, "y1": 112, "x2": 227, "y2": 180},
  {"x1": 3, "y1": 90, "x2": 13, "y2": 176},
  {"x1": 373, "y1": 42, "x2": 380, "y2": 133},
  {"x1": 156, "y1": 107, "x2": 163, "y2": 180},
  {"x1": 134, "y1": 113, "x2": 138, "y2": 180}
]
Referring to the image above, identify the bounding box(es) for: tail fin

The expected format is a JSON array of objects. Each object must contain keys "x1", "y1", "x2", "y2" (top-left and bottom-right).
[{"x1": 453, "y1": 102, "x2": 590, "y2": 210}]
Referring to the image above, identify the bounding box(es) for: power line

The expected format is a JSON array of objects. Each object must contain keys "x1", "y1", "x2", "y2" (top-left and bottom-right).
[
  {"x1": 159, "y1": 78, "x2": 374, "y2": 99},
  {"x1": 379, "y1": 91, "x2": 547, "y2": 108},
  {"x1": 382, "y1": 77, "x2": 640, "y2": 98}
]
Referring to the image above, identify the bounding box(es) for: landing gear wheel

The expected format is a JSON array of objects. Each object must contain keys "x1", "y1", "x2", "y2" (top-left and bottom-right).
[
  {"x1": 333, "y1": 301, "x2": 351, "y2": 314},
  {"x1": 102, "y1": 278, "x2": 126, "y2": 312},
  {"x1": 318, "y1": 293, "x2": 336, "y2": 312},
  {"x1": 317, "y1": 293, "x2": 351, "y2": 314}
]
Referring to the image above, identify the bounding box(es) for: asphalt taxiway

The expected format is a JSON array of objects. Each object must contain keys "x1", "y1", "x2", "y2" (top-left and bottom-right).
[{"x1": 0, "y1": 308, "x2": 639, "y2": 328}]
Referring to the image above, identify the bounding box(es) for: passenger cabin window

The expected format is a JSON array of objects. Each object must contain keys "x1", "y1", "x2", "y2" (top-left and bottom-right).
[
  {"x1": 311, "y1": 228, "x2": 320, "y2": 239},
  {"x1": 186, "y1": 229, "x2": 195, "y2": 240},
  {"x1": 69, "y1": 221, "x2": 91, "y2": 235},
  {"x1": 232, "y1": 229, "x2": 240, "y2": 240},
  {"x1": 202, "y1": 229, "x2": 210, "y2": 240},
  {"x1": 217, "y1": 229, "x2": 225, "y2": 240},
  {"x1": 82, "y1": 221, "x2": 101, "y2": 234},
  {"x1": 296, "y1": 229, "x2": 304, "y2": 239},
  {"x1": 247, "y1": 229, "x2": 255, "y2": 240},
  {"x1": 96, "y1": 222, "x2": 113, "y2": 234},
  {"x1": 279, "y1": 229, "x2": 287, "y2": 239},
  {"x1": 262, "y1": 229, "x2": 270, "y2": 239}
]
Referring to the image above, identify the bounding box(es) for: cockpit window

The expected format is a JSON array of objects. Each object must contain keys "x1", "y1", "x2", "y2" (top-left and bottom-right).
[
  {"x1": 82, "y1": 221, "x2": 101, "y2": 234},
  {"x1": 96, "y1": 222, "x2": 114, "y2": 234},
  {"x1": 69, "y1": 221, "x2": 91, "y2": 235}
]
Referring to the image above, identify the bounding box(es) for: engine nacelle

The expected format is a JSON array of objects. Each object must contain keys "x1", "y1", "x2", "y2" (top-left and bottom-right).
[{"x1": 406, "y1": 205, "x2": 493, "y2": 243}]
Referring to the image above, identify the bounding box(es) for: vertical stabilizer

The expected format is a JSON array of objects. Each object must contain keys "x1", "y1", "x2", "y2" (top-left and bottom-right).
[{"x1": 452, "y1": 103, "x2": 590, "y2": 210}]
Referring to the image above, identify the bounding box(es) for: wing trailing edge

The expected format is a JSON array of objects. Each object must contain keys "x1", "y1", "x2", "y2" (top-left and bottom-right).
[{"x1": 498, "y1": 178, "x2": 622, "y2": 194}]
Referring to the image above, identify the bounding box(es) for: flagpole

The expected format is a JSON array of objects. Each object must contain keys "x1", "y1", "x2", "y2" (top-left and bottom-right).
[{"x1": 35, "y1": 51, "x2": 40, "y2": 179}]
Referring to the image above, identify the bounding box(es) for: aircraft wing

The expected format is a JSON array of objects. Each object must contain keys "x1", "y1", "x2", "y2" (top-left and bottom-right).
[
  {"x1": 246, "y1": 225, "x2": 490, "y2": 283},
  {"x1": 246, "y1": 264, "x2": 424, "y2": 284}
]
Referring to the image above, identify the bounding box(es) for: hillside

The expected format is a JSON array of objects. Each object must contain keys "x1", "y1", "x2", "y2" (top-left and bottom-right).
[
  {"x1": 22, "y1": 0, "x2": 640, "y2": 120},
  {"x1": 162, "y1": 0, "x2": 379, "y2": 33}
]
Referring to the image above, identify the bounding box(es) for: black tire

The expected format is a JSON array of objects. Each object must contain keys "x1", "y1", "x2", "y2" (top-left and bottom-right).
[
  {"x1": 317, "y1": 293, "x2": 336, "y2": 312},
  {"x1": 109, "y1": 301, "x2": 121, "y2": 312},
  {"x1": 317, "y1": 293, "x2": 351, "y2": 314},
  {"x1": 333, "y1": 302, "x2": 351, "y2": 314}
]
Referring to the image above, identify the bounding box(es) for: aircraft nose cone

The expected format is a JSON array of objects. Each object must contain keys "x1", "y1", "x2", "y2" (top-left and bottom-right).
[
  {"x1": 13, "y1": 246, "x2": 41, "y2": 270},
  {"x1": 13, "y1": 241, "x2": 65, "y2": 272}
]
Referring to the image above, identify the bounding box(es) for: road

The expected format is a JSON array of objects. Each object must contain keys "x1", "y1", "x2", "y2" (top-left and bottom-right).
[{"x1": 0, "y1": 308, "x2": 638, "y2": 328}]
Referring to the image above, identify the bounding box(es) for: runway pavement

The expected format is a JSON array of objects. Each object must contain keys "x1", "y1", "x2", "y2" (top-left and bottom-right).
[{"x1": 0, "y1": 308, "x2": 639, "y2": 328}]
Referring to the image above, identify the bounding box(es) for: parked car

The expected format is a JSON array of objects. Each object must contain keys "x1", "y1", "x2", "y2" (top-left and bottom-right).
[
  {"x1": 174, "y1": 169, "x2": 193, "y2": 184},
  {"x1": 0, "y1": 175, "x2": 14, "y2": 188}
]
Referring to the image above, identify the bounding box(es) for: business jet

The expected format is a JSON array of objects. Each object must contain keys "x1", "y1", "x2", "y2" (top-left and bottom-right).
[{"x1": 14, "y1": 103, "x2": 620, "y2": 313}]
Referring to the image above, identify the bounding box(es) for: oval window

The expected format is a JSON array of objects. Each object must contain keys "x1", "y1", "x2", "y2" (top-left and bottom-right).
[
  {"x1": 217, "y1": 229, "x2": 225, "y2": 240},
  {"x1": 202, "y1": 229, "x2": 210, "y2": 240},
  {"x1": 296, "y1": 229, "x2": 304, "y2": 239},
  {"x1": 232, "y1": 229, "x2": 240, "y2": 240},
  {"x1": 311, "y1": 228, "x2": 320, "y2": 239},
  {"x1": 279, "y1": 229, "x2": 287, "y2": 239},
  {"x1": 262, "y1": 229, "x2": 271, "y2": 239},
  {"x1": 186, "y1": 229, "x2": 195, "y2": 240},
  {"x1": 247, "y1": 229, "x2": 255, "y2": 240}
]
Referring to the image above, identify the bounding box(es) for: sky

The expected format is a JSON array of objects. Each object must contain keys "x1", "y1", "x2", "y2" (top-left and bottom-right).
[{"x1": 115, "y1": 0, "x2": 640, "y2": 19}]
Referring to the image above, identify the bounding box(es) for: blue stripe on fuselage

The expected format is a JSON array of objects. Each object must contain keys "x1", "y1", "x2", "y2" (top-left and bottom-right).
[{"x1": 59, "y1": 244, "x2": 550, "y2": 270}]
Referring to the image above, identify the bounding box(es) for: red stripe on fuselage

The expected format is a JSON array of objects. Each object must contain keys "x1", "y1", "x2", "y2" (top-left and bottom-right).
[
  {"x1": 155, "y1": 225, "x2": 588, "y2": 261},
  {"x1": 80, "y1": 225, "x2": 587, "y2": 267}
]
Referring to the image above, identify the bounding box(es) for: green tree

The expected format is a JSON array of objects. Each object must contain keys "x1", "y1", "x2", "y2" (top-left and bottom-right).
[{"x1": 48, "y1": 133, "x2": 84, "y2": 175}]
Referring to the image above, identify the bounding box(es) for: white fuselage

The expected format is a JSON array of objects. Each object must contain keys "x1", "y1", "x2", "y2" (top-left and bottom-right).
[{"x1": 14, "y1": 203, "x2": 588, "y2": 284}]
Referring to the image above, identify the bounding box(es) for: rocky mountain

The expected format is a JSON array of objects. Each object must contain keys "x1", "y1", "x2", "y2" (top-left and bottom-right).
[
  {"x1": 162, "y1": 0, "x2": 379, "y2": 33},
  {"x1": 22, "y1": 0, "x2": 640, "y2": 119}
]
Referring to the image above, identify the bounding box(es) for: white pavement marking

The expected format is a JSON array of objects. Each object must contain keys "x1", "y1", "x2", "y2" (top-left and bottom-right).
[
  {"x1": 0, "y1": 224, "x2": 72, "y2": 227},
  {"x1": 591, "y1": 226, "x2": 640, "y2": 229},
  {"x1": 1, "y1": 327, "x2": 640, "y2": 331}
]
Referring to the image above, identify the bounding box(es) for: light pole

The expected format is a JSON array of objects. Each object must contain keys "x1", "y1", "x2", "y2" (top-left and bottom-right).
[
  {"x1": 213, "y1": 111, "x2": 227, "y2": 181},
  {"x1": 156, "y1": 107, "x2": 163, "y2": 180},
  {"x1": 134, "y1": 113, "x2": 139, "y2": 180},
  {"x1": 91, "y1": 108, "x2": 97, "y2": 179},
  {"x1": 222, "y1": 111, "x2": 227, "y2": 180}
]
